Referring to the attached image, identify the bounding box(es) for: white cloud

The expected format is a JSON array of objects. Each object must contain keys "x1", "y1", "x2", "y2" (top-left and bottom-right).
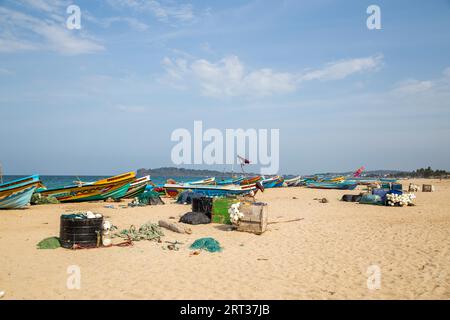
[
  {"x1": 300, "y1": 54, "x2": 383, "y2": 81},
  {"x1": 161, "y1": 54, "x2": 384, "y2": 98},
  {"x1": 107, "y1": 0, "x2": 195, "y2": 23},
  {"x1": 162, "y1": 55, "x2": 297, "y2": 97},
  {"x1": 0, "y1": 5, "x2": 104, "y2": 55},
  {"x1": 392, "y1": 79, "x2": 434, "y2": 95}
]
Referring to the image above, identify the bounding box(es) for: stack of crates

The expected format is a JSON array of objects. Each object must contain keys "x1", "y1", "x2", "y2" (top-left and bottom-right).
[{"x1": 211, "y1": 197, "x2": 240, "y2": 224}]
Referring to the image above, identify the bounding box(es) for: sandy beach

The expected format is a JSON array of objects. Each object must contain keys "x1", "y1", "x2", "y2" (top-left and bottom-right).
[{"x1": 0, "y1": 178, "x2": 449, "y2": 300}]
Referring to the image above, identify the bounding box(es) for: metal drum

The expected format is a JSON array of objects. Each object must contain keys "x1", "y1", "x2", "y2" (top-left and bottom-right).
[{"x1": 59, "y1": 215, "x2": 103, "y2": 249}]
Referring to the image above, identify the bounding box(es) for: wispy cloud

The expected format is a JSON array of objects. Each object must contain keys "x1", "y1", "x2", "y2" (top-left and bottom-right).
[
  {"x1": 0, "y1": 5, "x2": 104, "y2": 55},
  {"x1": 0, "y1": 67, "x2": 14, "y2": 75},
  {"x1": 106, "y1": 0, "x2": 196, "y2": 23},
  {"x1": 161, "y1": 54, "x2": 384, "y2": 98},
  {"x1": 300, "y1": 54, "x2": 383, "y2": 81}
]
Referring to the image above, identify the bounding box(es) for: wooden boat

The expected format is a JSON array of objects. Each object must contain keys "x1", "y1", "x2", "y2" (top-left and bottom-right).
[
  {"x1": 283, "y1": 176, "x2": 302, "y2": 187},
  {"x1": 240, "y1": 176, "x2": 261, "y2": 185},
  {"x1": 261, "y1": 176, "x2": 284, "y2": 188},
  {"x1": 37, "y1": 172, "x2": 135, "y2": 202},
  {"x1": 187, "y1": 177, "x2": 216, "y2": 185},
  {"x1": 215, "y1": 176, "x2": 244, "y2": 185},
  {"x1": 0, "y1": 175, "x2": 41, "y2": 209},
  {"x1": 163, "y1": 182, "x2": 257, "y2": 198},
  {"x1": 306, "y1": 181, "x2": 357, "y2": 190},
  {"x1": 124, "y1": 175, "x2": 151, "y2": 198}
]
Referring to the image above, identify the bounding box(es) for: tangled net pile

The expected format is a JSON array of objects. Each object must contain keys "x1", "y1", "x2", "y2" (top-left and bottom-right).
[{"x1": 113, "y1": 222, "x2": 164, "y2": 241}]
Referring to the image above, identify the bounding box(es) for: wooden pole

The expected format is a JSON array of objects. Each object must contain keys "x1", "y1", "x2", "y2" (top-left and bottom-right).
[{"x1": 0, "y1": 162, "x2": 3, "y2": 184}]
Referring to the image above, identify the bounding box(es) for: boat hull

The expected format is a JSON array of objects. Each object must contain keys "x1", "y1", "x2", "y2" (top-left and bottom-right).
[
  {"x1": 37, "y1": 172, "x2": 135, "y2": 203},
  {"x1": 163, "y1": 183, "x2": 257, "y2": 198},
  {"x1": 306, "y1": 182, "x2": 358, "y2": 190},
  {"x1": 0, "y1": 175, "x2": 41, "y2": 209}
]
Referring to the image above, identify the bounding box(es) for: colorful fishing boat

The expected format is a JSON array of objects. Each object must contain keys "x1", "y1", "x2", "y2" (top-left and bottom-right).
[
  {"x1": 0, "y1": 175, "x2": 41, "y2": 209},
  {"x1": 163, "y1": 183, "x2": 258, "y2": 198},
  {"x1": 186, "y1": 177, "x2": 216, "y2": 185},
  {"x1": 215, "y1": 176, "x2": 244, "y2": 185},
  {"x1": 124, "y1": 175, "x2": 151, "y2": 198},
  {"x1": 283, "y1": 176, "x2": 302, "y2": 187},
  {"x1": 306, "y1": 181, "x2": 358, "y2": 190},
  {"x1": 37, "y1": 172, "x2": 135, "y2": 202},
  {"x1": 261, "y1": 176, "x2": 284, "y2": 188}
]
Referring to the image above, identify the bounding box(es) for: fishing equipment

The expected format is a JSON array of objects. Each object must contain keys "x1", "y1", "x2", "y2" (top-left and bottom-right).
[
  {"x1": 37, "y1": 237, "x2": 61, "y2": 249},
  {"x1": 190, "y1": 237, "x2": 222, "y2": 253},
  {"x1": 113, "y1": 222, "x2": 164, "y2": 242},
  {"x1": 386, "y1": 193, "x2": 416, "y2": 207}
]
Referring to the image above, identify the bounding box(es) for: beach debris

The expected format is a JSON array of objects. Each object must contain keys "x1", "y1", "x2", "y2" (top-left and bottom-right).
[
  {"x1": 292, "y1": 196, "x2": 298, "y2": 199},
  {"x1": 386, "y1": 193, "x2": 416, "y2": 207},
  {"x1": 113, "y1": 222, "x2": 164, "y2": 242},
  {"x1": 190, "y1": 237, "x2": 222, "y2": 253},
  {"x1": 228, "y1": 202, "x2": 243, "y2": 225},
  {"x1": 37, "y1": 237, "x2": 61, "y2": 249},
  {"x1": 409, "y1": 183, "x2": 420, "y2": 192},
  {"x1": 163, "y1": 240, "x2": 183, "y2": 251},
  {"x1": 30, "y1": 193, "x2": 59, "y2": 205},
  {"x1": 0, "y1": 291, "x2": 4, "y2": 299},
  {"x1": 179, "y1": 212, "x2": 210, "y2": 225},
  {"x1": 159, "y1": 219, "x2": 192, "y2": 234},
  {"x1": 268, "y1": 218, "x2": 304, "y2": 225},
  {"x1": 104, "y1": 205, "x2": 115, "y2": 209},
  {"x1": 190, "y1": 250, "x2": 201, "y2": 256},
  {"x1": 313, "y1": 197, "x2": 328, "y2": 203}
]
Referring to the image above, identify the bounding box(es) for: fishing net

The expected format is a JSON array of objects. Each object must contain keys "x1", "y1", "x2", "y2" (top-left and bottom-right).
[
  {"x1": 37, "y1": 237, "x2": 61, "y2": 249},
  {"x1": 129, "y1": 191, "x2": 165, "y2": 207},
  {"x1": 113, "y1": 222, "x2": 164, "y2": 241},
  {"x1": 190, "y1": 237, "x2": 222, "y2": 253},
  {"x1": 31, "y1": 193, "x2": 60, "y2": 205}
]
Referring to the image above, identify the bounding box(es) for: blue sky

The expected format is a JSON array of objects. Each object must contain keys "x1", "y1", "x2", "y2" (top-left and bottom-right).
[{"x1": 1, "y1": 0, "x2": 449, "y2": 175}]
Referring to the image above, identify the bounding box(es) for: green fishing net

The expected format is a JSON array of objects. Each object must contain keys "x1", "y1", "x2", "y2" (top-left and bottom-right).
[
  {"x1": 37, "y1": 237, "x2": 61, "y2": 249},
  {"x1": 190, "y1": 237, "x2": 222, "y2": 253},
  {"x1": 31, "y1": 193, "x2": 60, "y2": 205},
  {"x1": 114, "y1": 222, "x2": 164, "y2": 241}
]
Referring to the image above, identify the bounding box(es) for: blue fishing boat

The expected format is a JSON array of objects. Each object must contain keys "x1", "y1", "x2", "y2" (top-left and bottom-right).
[
  {"x1": 306, "y1": 181, "x2": 358, "y2": 190},
  {"x1": 261, "y1": 176, "x2": 284, "y2": 188},
  {"x1": 215, "y1": 176, "x2": 244, "y2": 185},
  {"x1": 163, "y1": 182, "x2": 257, "y2": 197},
  {"x1": 0, "y1": 175, "x2": 41, "y2": 209}
]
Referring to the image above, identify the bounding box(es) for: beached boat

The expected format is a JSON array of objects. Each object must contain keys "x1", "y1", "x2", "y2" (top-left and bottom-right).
[
  {"x1": 124, "y1": 175, "x2": 151, "y2": 198},
  {"x1": 37, "y1": 172, "x2": 135, "y2": 202},
  {"x1": 240, "y1": 176, "x2": 261, "y2": 185},
  {"x1": 187, "y1": 177, "x2": 216, "y2": 185},
  {"x1": 215, "y1": 176, "x2": 244, "y2": 185},
  {"x1": 0, "y1": 175, "x2": 41, "y2": 209},
  {"x1": 306, "y1": 181, "x2": 357, "y2": 190},
  {"x1": 261, "y1": 176, "x2": 284, "y2": 188},
  {"x1": 163, "y1": 183, "x2": 258, "y2": 198},
  {"x1": 284, "y1": 176, "x2": 302, "y2": 187}
]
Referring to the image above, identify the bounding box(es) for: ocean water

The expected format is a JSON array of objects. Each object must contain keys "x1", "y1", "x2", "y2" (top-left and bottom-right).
[{"x1": 1, "y1": 175, "x2": 226, "y2": 188}]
